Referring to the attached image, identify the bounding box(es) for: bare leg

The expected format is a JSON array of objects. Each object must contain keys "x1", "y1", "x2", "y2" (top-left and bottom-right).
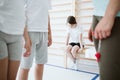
[
  {"x1": 35, "y1": 64, "x2": 44, "y2": 80},
  {"x1": 71, "y1": 45, "x2": 80, "y2": 60},
  {"x1": 18, "y1": 68, "x2": 30, "y2": 80},
  {"x1": 0, "y1": 57, "x2": 8, "y2": 80},
  {"x1": 8, "y1": 60, "x2": 20, "y2": 80},
  {"x1": 66, "y1": 45, "x2": 74, "y2": 61}
]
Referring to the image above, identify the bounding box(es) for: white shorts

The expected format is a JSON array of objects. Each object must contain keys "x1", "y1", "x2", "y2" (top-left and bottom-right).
[{"x1": 20, "y1": 32, "x2": 48, "y2": 69}]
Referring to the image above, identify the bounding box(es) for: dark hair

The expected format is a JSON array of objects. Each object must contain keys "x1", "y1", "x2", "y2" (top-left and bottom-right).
[{"x1": 67, "y1": 16, "x2": 77, "y2": 24}]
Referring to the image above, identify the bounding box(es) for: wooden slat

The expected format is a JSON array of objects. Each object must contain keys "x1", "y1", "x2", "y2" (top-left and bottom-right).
[
  {"x1": 77, "y1": 15, "x2": 92, "y2": 18},
  {"x1": 53, "y1": 36, "x2": 66, "y2": 38},
  {"x1": 80, "y1": 7, "x2": 94, "y2": 10},
  {"x1": 48, "y1": 47, "x2": 65, "y2": 50},
  {"x1": 50, "y1": 16, "x2": 67, "y2": 19},
  {"x1": 48, "y1": 53, "x2": 65, "y2": 56},
  {"x1": 52, "y1": 41, "x2": 65, "y2": 44},
  {"x1": 49, "y1": 9, "x2": 71, "y2": 13},
  {"x1": 78, "y1": 57, "x2": 96, "y2": 61},
  {"x1": 51, "y1": 23, "x2": 65, "y2": 25},
  {"x1": 52, "y1": 29, "x2": 66, "y2": 32},
  {"x1": 80, "y1": 22, "x2": 92, "y2": 25},
  {"x1": 52, "y1": 2, "x2": 72, "y2": 7},
  {"x1": 81, "y1": 0, "x2": 92, "y2": 3}
]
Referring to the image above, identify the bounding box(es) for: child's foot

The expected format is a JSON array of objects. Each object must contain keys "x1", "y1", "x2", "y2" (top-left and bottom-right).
[
  {"x1": 73, "y1": 58, "x2": 77, "y2": 64},
  {"x1": 72, "y1": 63, "x2": 77, "y2": 70},
  {"x1": 72, "y1": 59, "x2": 78, "y2": 70}
]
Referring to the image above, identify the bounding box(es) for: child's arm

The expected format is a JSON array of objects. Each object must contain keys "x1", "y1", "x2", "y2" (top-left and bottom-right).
[
  {"x1": 48, "y1": 15, "x2": 52, "y2": 47},
  {"x1": 88, "y1": 27, "x2": 93, "y2": 42},
  {"x1": 23, "y1": 26, "x2": 31, "y2": 57},
  {"x1": 65, "y1": 33, "x2": 69, "y2": 46},
  {"x1": 78, "y1": 33, "x2": 84, "y2": 53},
  {"x1": 79, "y1": 33, "x2": 83, "y2": 50}
]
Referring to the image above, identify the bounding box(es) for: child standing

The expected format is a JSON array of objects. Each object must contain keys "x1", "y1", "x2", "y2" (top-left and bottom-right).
[
  {"x1": 18, "y1": 0, "x2": 52, "y2": 80},
  {"x1": 66, "y1": 16, "x2": 83, "y2": 69},
  {"x1": 0, "y1": 0, "x2": 25, "y2": 80}
]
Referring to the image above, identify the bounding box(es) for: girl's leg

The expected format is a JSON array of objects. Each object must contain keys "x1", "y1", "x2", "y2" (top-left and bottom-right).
[
  {"x1": 18, "y1": 68, "x2": 30, "y2": 80},
  {"x1": 34, "y1": 32, "x2": 47, "y2": 80},
  {"x1": 18, "y1": 52, "x2": 34, "y2": 80},
  {"x1": 8, "y1": 60, "x2": 20, "y2": 80},
  {"x1": 71, "y1": 45, "x2": 80, "y2": 60},
  {"x1": 0, "y1": 38, "x2": 8, "y2": 80},
  {"x1": 0, "y1": 58, "x2": 8, "y2": 80},
  {"x1": 7, "y1": 35, "x2": 23, "y2": 80},
  {"x1": 66, "y1": 45, "x2": 74, "y2": 61},
  {"x1": 18, "y1": 43, "x2": 35, "y2": 80},
  {"x1": 34, "y1": 64, "x2": 44, "y2": 80}
]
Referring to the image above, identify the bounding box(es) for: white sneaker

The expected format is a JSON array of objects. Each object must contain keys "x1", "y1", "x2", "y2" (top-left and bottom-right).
[
  {"x1": 72, "y1": 63, "x2": 77, "y2": 70},
  {"x1": 71, "y1": 59, "x2": 78, "y2": 70}
]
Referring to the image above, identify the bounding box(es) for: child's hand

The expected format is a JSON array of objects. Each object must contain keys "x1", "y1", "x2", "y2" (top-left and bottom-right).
[
  {"x1": 23, "y1": 26, "x2": 31, "y2": 57},
  {"x1": 88, "y1": 28, "x2": 93, "y2": 42},
  {"x1": 24, "y1": 39, "x2": 31, "y2": 57},
  {"x1": 78, "y1": 48, "x2": 84, "y2": 54},
  {"x1": 48, "y1": 34, "x2": 52, "y2": 47},
  {"x1": 94, "y1": 16, "x2": 114, "y2": 39}
]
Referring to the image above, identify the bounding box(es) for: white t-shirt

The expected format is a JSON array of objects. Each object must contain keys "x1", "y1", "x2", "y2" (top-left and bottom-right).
[
  {"x1": 67, "y1": 26, "x2": 83, "y2": 43},
  {"x1": 0, "y1": 0, "x2": 25, "y2": 35},
  {"x1": 25, "y1": 0, "x2": 52, "y2": 32}
]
